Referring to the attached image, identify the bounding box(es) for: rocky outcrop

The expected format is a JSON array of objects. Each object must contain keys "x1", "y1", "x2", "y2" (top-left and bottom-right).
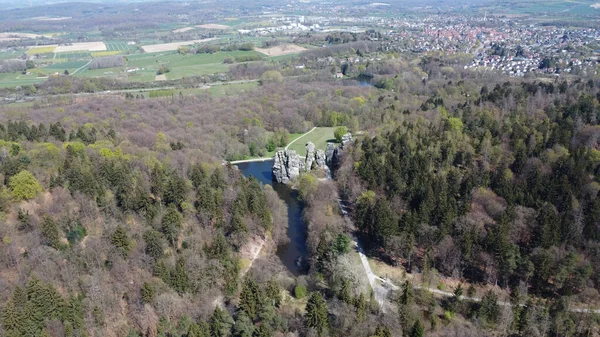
[
  {"x1": 341, "y1": 132, "x2": 353, "y2": 146},
  {"x1": 315, "y1": 149, "x2": 327, "y2": 169},
  {"x1": 273, "y1": 133, "x2": 353, "y2": 184},
  {"x1": 305, "y1": 142, "x2": 316, "y2": 170},
  {"x1": 272, "y1": 149, "x2": 304, "y2": 184},
  {"x1": 325, "y1": 133, "x2": 353, "y2": 169}
]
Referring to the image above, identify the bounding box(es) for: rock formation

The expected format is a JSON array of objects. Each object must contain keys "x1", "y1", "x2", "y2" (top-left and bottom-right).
[
  {"x1": 273, "y1": 133, "x2": 353, "y2": 184},
  {"x1": 272, "y1": 149, "x2": 304, "y2": 184},
  {"x1": 305, "y1": 142, "x2": 316, "y2": 170},
  {"x1": 315, "y1": 149, "x2": 327, "y2": 169}
]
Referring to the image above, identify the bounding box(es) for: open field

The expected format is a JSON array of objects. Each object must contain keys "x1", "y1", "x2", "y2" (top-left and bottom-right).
[
  {"x1": 141, "y1": 38, "x2": 217, "y2": 53},
  {"x1": 255, "y1": 44, "x2": 307, "y2": 56},
  {"x1": 90, "y1": 51, "x2": 122, "y2": 57},
  {"x1": 287, "y1": 127, "x2": 337, "y2": 154},
  {"x1": 173, "y1": 27, "x2": 195, "y2": 33},
  {"x1": 54, "y1": 51, "x2": 91, "y2": 59},
  {"x1": 105, "y1": 41, "x2": 133, "y2": 52},
  {"x1": 196, "y1": 24, "x2": 230, "y2": 30},
  {"x1": 55, "y1": 42, "x2": 106, "y2": 52}
]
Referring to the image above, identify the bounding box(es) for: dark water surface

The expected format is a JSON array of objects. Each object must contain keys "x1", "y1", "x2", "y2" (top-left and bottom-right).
[{"x1": 235, "y1": 160, "x2": 307, "y2": 275}]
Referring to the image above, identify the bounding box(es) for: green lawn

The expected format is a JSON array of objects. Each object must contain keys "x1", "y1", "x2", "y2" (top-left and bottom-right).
[{"x1": 287, "y1": 127, "x2": 338, "y2": 155}]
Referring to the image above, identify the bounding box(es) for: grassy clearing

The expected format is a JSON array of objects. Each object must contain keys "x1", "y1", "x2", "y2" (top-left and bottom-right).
[{"x1": 287, "y1": 127, "x2": 337, "y2": 154}]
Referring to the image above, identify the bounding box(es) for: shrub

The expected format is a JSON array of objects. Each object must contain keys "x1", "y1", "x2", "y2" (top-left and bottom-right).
[
  {"x1": 334, "y1": 126, "x2": 348, "y2": 143},
  {"x1": 294, "y1": 284, "x2": 307, "y2": 299}
]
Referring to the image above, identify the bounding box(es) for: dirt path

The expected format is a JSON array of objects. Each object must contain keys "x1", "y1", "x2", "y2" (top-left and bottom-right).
[
  {"x1": 285, "y1": 127, "x2": 317, "y2": 151},
  {"x1": 71, "y1": 60, "x2": 92, "y2": 75},
  {"x1": 240, "y1": 236, "x2": 266, "y2": 276}
]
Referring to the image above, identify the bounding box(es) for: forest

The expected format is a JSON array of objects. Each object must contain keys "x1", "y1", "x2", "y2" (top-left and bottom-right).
[{"x1": 1, "y1": 17, "x2": 600, "y2": 336}]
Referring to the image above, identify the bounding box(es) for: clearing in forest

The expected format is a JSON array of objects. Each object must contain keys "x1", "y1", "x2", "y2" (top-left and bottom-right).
[{"x1": 286, "y1": 127, "x2": 337, "y2": 155}]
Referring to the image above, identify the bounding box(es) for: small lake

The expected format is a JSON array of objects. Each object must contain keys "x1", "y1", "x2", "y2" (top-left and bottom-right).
[{"x1": 235, "y1": 160, "x2": 308, "y2": 275}]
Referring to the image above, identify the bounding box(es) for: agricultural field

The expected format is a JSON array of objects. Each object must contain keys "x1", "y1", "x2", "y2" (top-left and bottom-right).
[
  {"x1": 141, "y1": 38, "x2": 217, "y2": 53},
  {"x1": 53, "y1": 51, "x2": 91, "y2": 60},
  {"x1": 104, "y1": 41, "x2": 134, "y2": 52},
  {"x1": 27, "y1": 45, "x2": 57, "y2": 55}
]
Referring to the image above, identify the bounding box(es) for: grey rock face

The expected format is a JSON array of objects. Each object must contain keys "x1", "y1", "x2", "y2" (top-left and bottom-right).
[
  {"x1": 341, "y1": 133, "x2": 353, "y2": 146},
  {"x1": 272, "y1": 149, "x2": 304, "y2": 184},
  {"x1": 315, "y1": 149, "x2": 327, "y2": 169},
  {"x1": 305, "y1": 141, "x2": 316, "y2": 170},
  {"x1": 325, "y1": 143, "x2": 336, "y2": 167},
  {"x1": 272, "y1": 150, "x2": 289, "y2": 184},
  {"x1": 287, "y1": 150, "x2": 304, "y2": 181}
]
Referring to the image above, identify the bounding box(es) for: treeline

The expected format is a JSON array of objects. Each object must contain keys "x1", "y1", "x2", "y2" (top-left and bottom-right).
[
  {"x1": 0, "y1": 59, "x2": 26, "y2": 73},
  {"x1": 88, "y1": 55, "x2": 125, "y2": 70}
]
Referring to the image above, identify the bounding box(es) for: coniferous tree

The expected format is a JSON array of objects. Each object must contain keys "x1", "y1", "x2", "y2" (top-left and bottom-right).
[
  {"x1": 162, "y1": 205, "x2": 183, "y2": 246},
  {"x1": 239, "y1": 277, "x2": 260, "y2": 320},
  {"x1": 305, "y1": 292, "x2": 328, "y2": 336},
  {"x1": 111, "y1": 225, "x2": 131, "y2": 257}
]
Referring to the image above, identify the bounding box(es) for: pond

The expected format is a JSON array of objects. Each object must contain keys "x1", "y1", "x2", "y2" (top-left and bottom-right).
[{"x1": 235, "y1": 160, "x2": 308, "y2": 275}]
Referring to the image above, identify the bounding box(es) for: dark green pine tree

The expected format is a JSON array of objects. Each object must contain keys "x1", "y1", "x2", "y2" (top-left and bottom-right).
[
  {"x1": 188, "y1": 321, "x2": 210, "y2": 337},
  {"x1": 41, "y1": 216, "x2": 61, "y2": 249},
  {"x1": 399, "y1": 280, "x2": 413, "y2": 306},
  {"x1": 239, "y1": 277, "x2": 260, "y2": 320},
  {"x1": 141, "y1": 282, "x2": 156, "y2": 304},
  {"x1": 355, "y1": 292, "x2": 367, "y2": 322},
  {"x1": 190, "y1": 164, "x2": 208, "y2": 188},
  {"x1": 164, "y1": 171, "x2": 188, "y2": 206},
  {"x1": 372, "y1": 325, "x2": 392, "y2": 337},
  {"x1": 410, "y1": 320, "x2": 424, "y2": 337},
  {"x1": 263, "y1": 279, "x2": 281, "y2": 307},
  {"x1": 111, "y1": 225, "x2": 131, "y2": 257},
  {"x1": 143, "y1": 230, "x2": 164, "y2": 260},
  {"x1": 161, "y1": 206, "x2": 183, "y2": 247},
  {"x1": 150, "y1": 163, "x2": 168, "y2": 201},
  {"x1": 233, "y1": 311, "x2": 254, "y2": 337},
  {"x1": 305, "y1": 292, "x2": 328, "y2": 336},
  {"x1": 253, "y1": 324, "x2": 272, "y2": 337},
  {"x1": 210, "y1": 307, "x2": 233, "y2": 337},
  {"x1": 0, "y1": 301, "x2": 19, "y2": 335},
  {"x1": 210, "y1": 167, "x2": 226, "y2": 190},
  {"x1": 171, "y1": 257, "x2": 190, "y2": 295}
]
